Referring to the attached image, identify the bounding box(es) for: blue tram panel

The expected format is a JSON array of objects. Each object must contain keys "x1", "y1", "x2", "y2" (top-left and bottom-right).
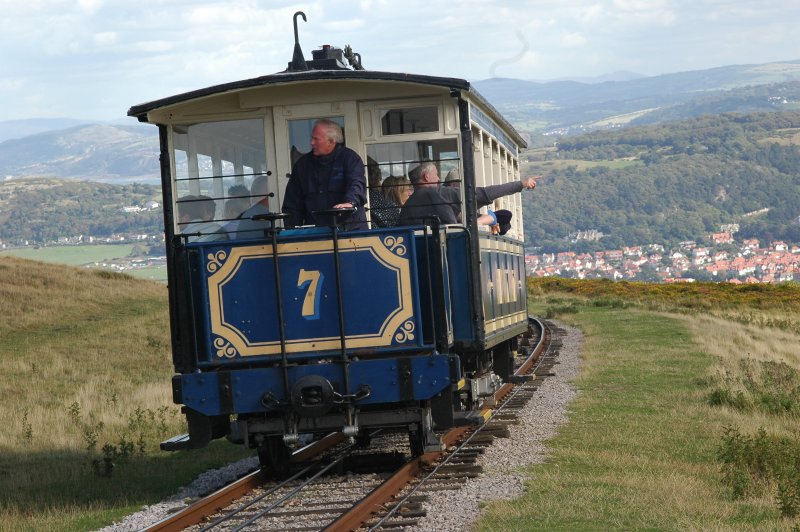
[
  {"x1": 479, "y1": 235, "x2": 528, "y2": 344},
  {"x1": 190, "y1": 228, "x2": 427, "y2": 365},
  {"x1": 179, "y1": 355, "x2": 455, "y2": 416}
]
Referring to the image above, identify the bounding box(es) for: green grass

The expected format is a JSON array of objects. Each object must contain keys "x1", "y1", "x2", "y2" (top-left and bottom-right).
[
  {"x1": 0, "y1": 244, "x2": 137, "y2": 265},
  {"x1": 126, "y1": 265, "x2": 168, "y2": 282},
  {"x1": 0, "y1": 244, "x2": 168, "y2": 282},
  {"x1": 524, "y1": 157, "x2": 643, "y2": 175},
  {"x1": 474, "y1": 283, "x2": 800, "y2": 530},
  {"x1": 482, "y1": 308, "x2": 725, "y2": 529}
]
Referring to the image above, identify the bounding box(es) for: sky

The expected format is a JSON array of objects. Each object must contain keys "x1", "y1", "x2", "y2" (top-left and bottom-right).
[{"x1": 1, "y1": 0, "x2": 799, "y2": 122}]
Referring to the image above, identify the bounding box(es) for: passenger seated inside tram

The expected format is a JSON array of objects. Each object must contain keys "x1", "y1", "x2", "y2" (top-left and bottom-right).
[
  {"x1": 222, "y1": 195, "x2": 251, "y2": 237},
  {"x1": 233, "y1": 175, "x2": 273, "y2": 238},
  {"x1": 370, "y1": 175, "x2": 413, "y2": 227},
  {"x1": 178, "y1": 195, "x2": 227, "y2": 242},
  {"x1": 367, "y1": 163, "x2": 390, "y2": 227},
  {"x1": 444, "y1": 168, "x2": 461, "y2": 188}
]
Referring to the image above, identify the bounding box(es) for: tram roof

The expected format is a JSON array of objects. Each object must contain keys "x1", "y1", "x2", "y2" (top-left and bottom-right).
[{"x1": 127, "y1": 69, "x2": 526, "y2": 149}]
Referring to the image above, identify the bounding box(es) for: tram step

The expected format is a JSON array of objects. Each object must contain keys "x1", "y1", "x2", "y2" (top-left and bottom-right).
[{"x1": 160, "y1": 433, "x2": 192, "y2": 451}]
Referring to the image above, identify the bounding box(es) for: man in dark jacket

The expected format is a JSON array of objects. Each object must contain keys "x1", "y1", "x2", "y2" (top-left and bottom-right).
[
  {"x1": 282, "y1": 119, "x2": 368, "y2": 230},
  {"x1": 398, "y1": 161, "x2": 539, "y2": 226}
]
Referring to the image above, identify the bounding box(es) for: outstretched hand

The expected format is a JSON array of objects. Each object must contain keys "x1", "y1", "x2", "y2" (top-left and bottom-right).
[{"x1": 522, "y1": 175, "x2": 541, "y2": 189}]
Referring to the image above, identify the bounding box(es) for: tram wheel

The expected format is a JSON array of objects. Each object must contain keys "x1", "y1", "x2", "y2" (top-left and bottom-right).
[
  {"x1": 408, "y1": 424, "x2": 425, "y2": 457},
  {"x1": 257, "y1": 436, "x2": 292, "y2": 479},
  {"x1": 355, "y1": 432, "x2": 372, "y2": 449}
]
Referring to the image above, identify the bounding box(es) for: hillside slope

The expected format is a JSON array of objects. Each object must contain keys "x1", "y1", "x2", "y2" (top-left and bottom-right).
[
  {"x1": 523, "y1": 111, "x2": 800, "y2": 251},
  {"x1": 0, "y1": 178, "x2": 162, "y2": 243},
  {"x1": 474, "y1": 62, "x2": 800, "y2": 136},
  {"x1": 0, "y1": 123, "x2": 159, "y2": 182}
]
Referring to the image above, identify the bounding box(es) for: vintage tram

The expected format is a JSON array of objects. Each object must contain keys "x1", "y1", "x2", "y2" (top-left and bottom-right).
[{"x1": 128, "y1": 14, "x2": 531, "y2": 473}]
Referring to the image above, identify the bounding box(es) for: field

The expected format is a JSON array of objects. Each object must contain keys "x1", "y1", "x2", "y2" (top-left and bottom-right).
[
  {"x1": 4, "y1": 256, "x2": 800, "y2": 530},
  {"x1": 476, "y1": 278, "x2": 800, "y2": 530},
  {"x1": 0, "y1": 244, "x2": 167, "y2": 282},
  {"x1": 523, "y1": 152, "x2": 643, "y2": 176},
  {"x1": 0, "y1": 243, "x2": 136, "y2": 264},
  {"x1": 0, "y1": 256, "x2": 248, "y2": 531}
]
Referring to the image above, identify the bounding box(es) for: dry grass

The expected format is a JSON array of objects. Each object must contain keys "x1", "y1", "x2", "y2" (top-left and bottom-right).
[
  {"x1": 0, "y1": 256, "x2": 251, "y2": 531},
  {"x1": 0, "y1": 256, "x2": 177, "y2": 453}
]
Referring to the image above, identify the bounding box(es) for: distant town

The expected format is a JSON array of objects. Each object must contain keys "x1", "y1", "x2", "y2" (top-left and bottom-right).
[
  {"x1": 527, "y1": 225, "x2": 799, "y2": 283},
  {"x1": 1, "y1": 203, "x2": 798, "y2": 283}
]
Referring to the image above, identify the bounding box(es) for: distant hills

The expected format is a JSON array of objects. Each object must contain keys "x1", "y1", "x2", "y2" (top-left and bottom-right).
[
  {"x1": 0, "y1": 118, "x2": 94, "y2": 143},
  {"x1": 1, "y1": 60, "x2": 799, "y2": 252},
  {"x1": 0, "y1": 178, "x2": 162, "y2": 243},
  {"x1": 0, "y1": 123, "x2": 159, "y2": 183},
  {"x1": 522, "y1": 111, "x2": 800, "y2": 252},
  {"x1": 474, "y1": 60, "x2": 800, "y2": 140},
  {"x1": 1, "y1": 59, "x2": 799, "y2": 183}
]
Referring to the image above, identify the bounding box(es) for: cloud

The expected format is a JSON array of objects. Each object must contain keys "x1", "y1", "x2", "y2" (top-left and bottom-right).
[
  {"x1": 135, "y1": 40, "x2": 173, "y2": 53},
  {"x1": 93, "y1": 32, "x2": 117, "y2": 46},
  {"x1": 0, "y1": 78, "x2": 25, "y2": 91},
  {"x1": 560, "y1": 31, "x2": 587, "y2": 48},
  {"x1": 77, "y1": 0, "x2": 103, "y2": 15},
  {"x1": 1, "y1": 0, "x2": 799, "y2": 120}
]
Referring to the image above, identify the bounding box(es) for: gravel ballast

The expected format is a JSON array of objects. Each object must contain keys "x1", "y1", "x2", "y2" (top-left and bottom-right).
[{"x1": 411, "y1": 321, "x2": 582, "y2": 531}]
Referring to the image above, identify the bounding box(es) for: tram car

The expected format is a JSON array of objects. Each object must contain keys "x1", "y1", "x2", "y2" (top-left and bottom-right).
[{"x1": 128, "y1": 14, "x2": 531, "y2": 474}]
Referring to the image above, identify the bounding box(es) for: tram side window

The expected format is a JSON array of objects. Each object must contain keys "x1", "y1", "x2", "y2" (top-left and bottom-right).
[
  {"x1": 365, "y1": 138, "x2": 460, "y2": 227},
  {"x1": 171, "y1": 119, "x2": 268, "y2": 239}
]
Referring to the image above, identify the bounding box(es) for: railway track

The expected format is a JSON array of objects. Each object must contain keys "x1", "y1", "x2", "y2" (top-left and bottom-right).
[{"x1": 144, "y1": 318, "x2": 556, "y2": 532}]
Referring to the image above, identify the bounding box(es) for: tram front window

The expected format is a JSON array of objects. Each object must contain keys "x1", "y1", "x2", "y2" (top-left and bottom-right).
[
  {"x1": 366, "y1": 138, "x2": 458, "y2": 181},
  {"x1": 366, "y1": 138, "x2": 461, "y2": 227},
  {"x1": 380, "y1": 106, "x2": 438, "y2": 135},
  {"x1": 171, "y1": 119, "x2": 268, "y2": 238}
]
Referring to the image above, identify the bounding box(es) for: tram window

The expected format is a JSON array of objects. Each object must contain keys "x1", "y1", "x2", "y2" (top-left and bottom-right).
[
  {"x1": 171, "y1": 119, "x2": 267, "y2": 235},
  {"x1": 380, "y1": 107, "x2": 438, "y2": 136},
  {"x1": 366, "y1": 138, "x2": 458, "y2": 179}
]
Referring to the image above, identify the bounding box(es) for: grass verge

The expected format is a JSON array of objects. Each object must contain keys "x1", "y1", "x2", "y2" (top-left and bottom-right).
[
  {"x1": 0, "y1": 256, "x2": 251, "y2": 531},
  {"x1": 475, "y1": 280, "x2": 800, "y2": 530}
]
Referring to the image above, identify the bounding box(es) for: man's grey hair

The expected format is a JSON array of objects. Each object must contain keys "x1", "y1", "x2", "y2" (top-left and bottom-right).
[
  {"x1": 314, "y1": 119, "x2": 344, "y2": 143},
  {"x1": 411, "y1": 161, "x2": 437, "y2": 184}
]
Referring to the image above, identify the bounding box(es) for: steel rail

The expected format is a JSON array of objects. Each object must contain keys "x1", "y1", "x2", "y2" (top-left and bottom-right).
[
  {"x1": 325, "y1": 317, "x2": 547, "y2": 532},
  {"x1": 142, "y1": 432, "x2": 346, "y2": 532},
  {"x1": 144, "y1": 320, "x2": 545, "y2": 532}
]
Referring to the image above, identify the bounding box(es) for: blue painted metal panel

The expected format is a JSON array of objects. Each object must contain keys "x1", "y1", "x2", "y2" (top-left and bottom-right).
[
  {"x1": 186, "y1": 228, "x2": 426, "y2": 364},
  {"x1": 445, "y1": 231, "x2": 474, "y2": 344},
  {"x1": 179, "y1": 354, "x2": 457, "y2": 416},
  {"x1": 478, "y1": 234, "x2": 528, "y2": 344}
]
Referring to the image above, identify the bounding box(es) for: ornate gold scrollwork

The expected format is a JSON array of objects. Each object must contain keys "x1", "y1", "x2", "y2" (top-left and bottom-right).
[
  {"x1": 206, "y1": 250, "x2": 228, "y2": 273},
  {"x1": 394, "y1": 320, "x2": 416, "y2": 343},
  {"x1": 383, "y1": 235, "x2": 407, "y2": 256},
  {"x1": 213, "y1": 337, "x2": 238, "y2": 358}
]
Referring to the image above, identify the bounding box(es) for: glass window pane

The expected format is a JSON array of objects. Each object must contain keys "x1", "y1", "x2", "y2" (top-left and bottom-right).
[
  {"x1": 171, "y1": 119, "x2": 268, "y2": 239},
  {"x1": 366, "y1": 138, "x2": 461, "y2": 226},
  {"x1": 380, "y1": 106, "x2": 439, "y2": 135},
  {"x1": 366, "y1": 138, "x2": 459, "y2": 180}
]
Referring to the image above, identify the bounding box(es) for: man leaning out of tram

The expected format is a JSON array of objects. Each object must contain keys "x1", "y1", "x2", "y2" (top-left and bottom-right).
[
  {"x1": 281, "y1": 119, "x2": 368, "y2": 230},
  {"x1": 398, "y1": 161, "x2": 539, "y2": 226}
]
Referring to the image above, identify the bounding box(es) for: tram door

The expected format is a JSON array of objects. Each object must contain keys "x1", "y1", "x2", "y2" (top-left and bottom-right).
[{"x1": 272, "y1": 102, "x2": 360, "y2": 212}]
